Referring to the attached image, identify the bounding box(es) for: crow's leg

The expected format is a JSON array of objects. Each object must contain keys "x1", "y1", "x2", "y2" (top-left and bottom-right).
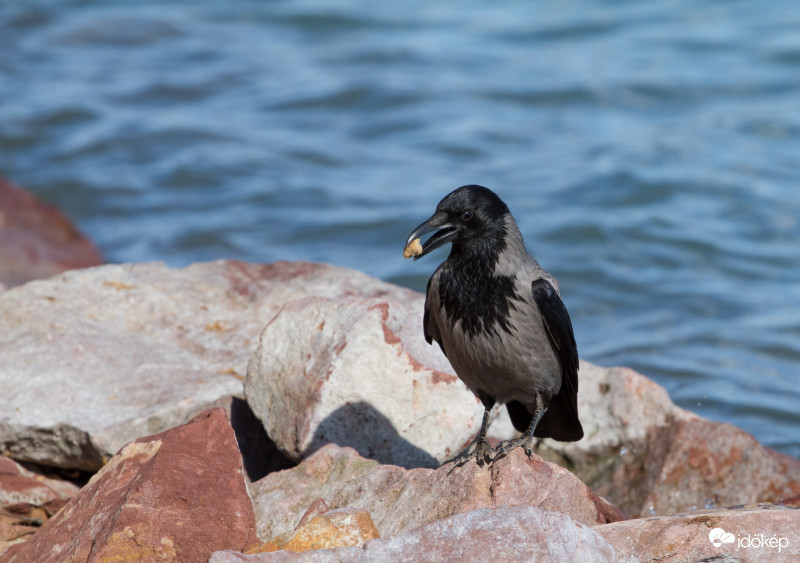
[
  {"x1": 450, "y1": 407, "x2": 494, "y2": 470},
  {"x1": 494, "y1": 396, "x2": 548, "y2": 461}
]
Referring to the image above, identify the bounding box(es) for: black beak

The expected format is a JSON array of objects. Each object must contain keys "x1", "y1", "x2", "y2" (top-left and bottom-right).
[{"x1": 404, "y1": 211, "x2": 458, "y2": 260}]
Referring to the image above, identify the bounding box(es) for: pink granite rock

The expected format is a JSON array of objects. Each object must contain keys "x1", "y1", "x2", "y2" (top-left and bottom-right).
[
  {"x1": 249, "y1": 443, "x2": 622, "y2": 543},
  {"x1": 210, "y1": 505, "x2": 619, "y2": 562},
  {"x1": 538, "y1": 362, "x2": 800, "y2": 517},
  {"x1": 596, "y1": 503, "x2": 800, "y2": 563}
]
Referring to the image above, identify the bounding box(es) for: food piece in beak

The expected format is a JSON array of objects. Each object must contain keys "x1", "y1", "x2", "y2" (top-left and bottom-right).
[{"x1": 403, "y1": 238, "x2": 423, "y2": 259}]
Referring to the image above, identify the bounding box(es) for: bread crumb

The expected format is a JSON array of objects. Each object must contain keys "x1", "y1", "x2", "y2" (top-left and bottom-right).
[{"x1": 403, "y1": 238, "x2": 423, "y2": 258}]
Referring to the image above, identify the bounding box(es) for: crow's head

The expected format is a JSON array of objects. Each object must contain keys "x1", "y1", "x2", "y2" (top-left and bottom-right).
[{"x1": 404, "y1": 185, "x2": 510, "y2": 260}]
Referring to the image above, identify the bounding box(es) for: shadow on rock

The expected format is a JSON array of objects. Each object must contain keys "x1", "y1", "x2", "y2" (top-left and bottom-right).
[
  {"x1": 304, "y1": 401, "x2": 440, "y2": 469},
  {"x1": 229, "y1": 397, "x2": 295, "y2": 481}
]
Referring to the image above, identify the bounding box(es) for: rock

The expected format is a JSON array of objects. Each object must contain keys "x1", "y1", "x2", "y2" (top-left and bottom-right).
[
  {"x1": 0, "y1": 455, "x2": 81, "y2": 552},
  {"x1": 784, "y1": 494, "x2": 800, "y2": 507},
  {"x1": 537, "y1": 362, "x2": 800, "y2": 518},
  {"x1": 0, "y1": 178, "x2": 103, "y2": 287},
  {"x1": 248, "y1": 508, "x2": 380, "y2": 554},
  {"x1": 249, "y1": 443, "x2": 622, "y2": 543},
  {"x1": 1, "y1": 408, "x2": 258, "y2": 562},
  {"x1": 0, "y1": 260, "x2": 416, "y2": 471},
  {"x1": 0, "y1": 455, "x2": 80, "y2": 516},
  {"x1": 297, "y1": 499, "x2": 331, "y2": 528},
  {"x1": 246, "y1": 296, "x2": 479, "y2": 469},
  {"x1": 3, "y1": 254, "x2": 797, "y2": 531},
  {"x1": 0, "y1": 510, "x2": 40, "y2": 555},
  {"x1": 210, "y1": 505, "x2": 619, "y2": 562},
  {"x1": 596, "y1": 503, "x2": 800, "y2": 563}
]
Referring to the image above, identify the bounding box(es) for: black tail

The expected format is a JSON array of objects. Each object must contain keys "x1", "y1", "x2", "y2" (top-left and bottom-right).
[{"x1": 506, "y1": 395, "x2": 583, "y2": 442}]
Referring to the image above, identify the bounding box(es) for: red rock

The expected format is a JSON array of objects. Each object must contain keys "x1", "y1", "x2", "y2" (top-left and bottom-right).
[
  {"x1": 1, "y1": 408, "x2": 258, "y2": 562},
  {"x1": 0, "y1": 511, "x2": 39, "y2": 554},
  {"x1": 639, "y1": 418, "x2": 800, "y2": 517},
  {"x1": 1, "y1": 455, "x2": 81, "y2": 553},
  {"x1": 249, "y1": 443, "x2": 623, "y2": 543},
  {"x1": 596, "y1": 504, "x2": 800, "y2": 562},
  {"x1": 0, "y1": 178, "x2": 102, "y2": 287},
  {"x1": 0, "y1": 455, "x2": 79, "y2": 517}
]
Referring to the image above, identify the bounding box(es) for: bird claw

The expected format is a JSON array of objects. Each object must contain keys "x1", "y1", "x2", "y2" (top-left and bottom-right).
[
  {"x1": 449, "y1": 437, "x2": 494, "y2": 472},
  {"x1": 493, "y1": 436, "x2": 534, "y2": 462}
]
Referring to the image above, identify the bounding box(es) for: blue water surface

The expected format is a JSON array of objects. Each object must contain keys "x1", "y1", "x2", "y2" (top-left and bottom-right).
[{"x1": 1, "y1": 1, "x2": 798, "y2": 458}]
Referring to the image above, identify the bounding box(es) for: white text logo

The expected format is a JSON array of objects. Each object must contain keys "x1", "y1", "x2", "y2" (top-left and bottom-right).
[
  {"x1": 708, "y1": 528, "x2": 735, "y2": 547},
  {"x1": 708, "y1": 527, "x2": 790, "y2": 553}
]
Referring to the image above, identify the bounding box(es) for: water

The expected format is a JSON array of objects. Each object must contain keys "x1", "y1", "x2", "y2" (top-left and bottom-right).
[{"x1": 1, "y1": 1, "x2": 798, "y2": 459}]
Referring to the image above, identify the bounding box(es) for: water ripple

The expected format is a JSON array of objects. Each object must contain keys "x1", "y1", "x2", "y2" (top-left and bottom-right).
[{"x1": 1, "y1": 0, "x2": 798, "y2": 459}]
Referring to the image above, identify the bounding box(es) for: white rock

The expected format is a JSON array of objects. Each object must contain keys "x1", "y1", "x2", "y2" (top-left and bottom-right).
[
  {"x1": 0, "y1": 260, "x2": 416, "y2": 470},
  {"x1": 245, "y1": 296, "x2": 482, "y2": 468}
]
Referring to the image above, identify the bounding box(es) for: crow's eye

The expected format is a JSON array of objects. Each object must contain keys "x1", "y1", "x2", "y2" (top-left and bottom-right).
[{"x1": 461, "y1": 210, "x2": 474, "y2": 222}]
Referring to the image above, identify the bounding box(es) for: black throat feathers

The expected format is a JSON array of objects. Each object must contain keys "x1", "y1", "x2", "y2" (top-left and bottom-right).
[{"x1": 437, "y1": 239, "x2": 521, "y2": 339}]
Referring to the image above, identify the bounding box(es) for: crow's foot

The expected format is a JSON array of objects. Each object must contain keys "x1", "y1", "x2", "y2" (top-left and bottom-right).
[
  {"x1": 493, "y1": 435, "x2": 534, "y2": 462},
  {"x1": 450, "y1": 437, "x2": 494, "y2": 471}
]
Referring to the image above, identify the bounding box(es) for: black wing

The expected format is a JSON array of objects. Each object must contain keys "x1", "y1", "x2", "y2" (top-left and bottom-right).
[
  {"x1": 423, "y1": 275, "x2": 446, "y2": 357},
  {"x1": 529, "y1": 278, "x2": 582, "y2": 441}
]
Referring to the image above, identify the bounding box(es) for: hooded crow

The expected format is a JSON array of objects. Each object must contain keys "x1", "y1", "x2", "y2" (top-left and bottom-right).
[{"x1": 404, "y1": 185, "x2": 583, "y2": 467}]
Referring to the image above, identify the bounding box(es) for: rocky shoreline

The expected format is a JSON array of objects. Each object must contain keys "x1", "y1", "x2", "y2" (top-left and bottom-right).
[{"x1": 0, "y1": 258, "x2": 797, "y2": 562}]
